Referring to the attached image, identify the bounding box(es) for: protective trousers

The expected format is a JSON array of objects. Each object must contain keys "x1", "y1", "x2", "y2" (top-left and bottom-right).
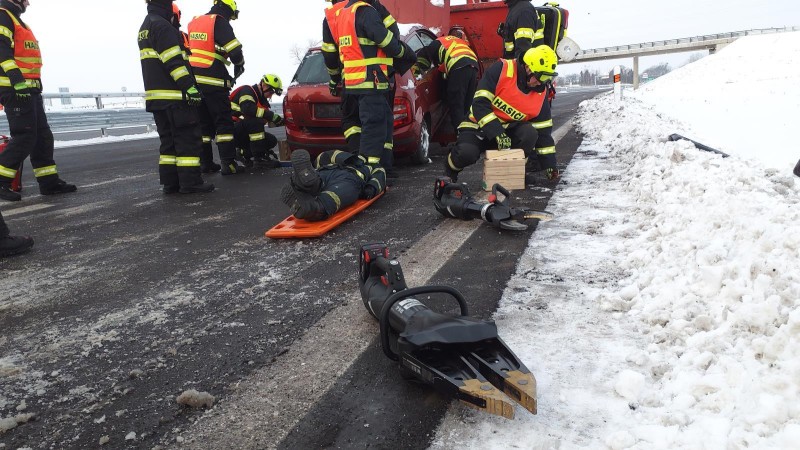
[
  {"x1": 0, "y1": 92, "x2": 60, "y2": 189},
  {"x1": 197, "y1": 89, "x2": 237, "y2": 165},
  {"x1": 530, "y1": 100, "x2": 557, "y2": 171},
  {"x1": 233, "y1": 118, "x2": 278, "y2": 159},
  {"x1": 152, "y1": 106, "x2": 205, "y2": 188},
  {"x1": 341, "y1": 93, "x2": 362, "y2": 155},
  {"x1": 316, "y1": 167, "x2": 366, "y2": 216},
  {"x1": 448, "y1": 122, "x2": 538, "y2": 172},
  {"x1": 445, "y1": 66, "x2": 478, "y2": 132},
  {"x1": 356, "y1": 92, "x2": 393, "y2": 167}
]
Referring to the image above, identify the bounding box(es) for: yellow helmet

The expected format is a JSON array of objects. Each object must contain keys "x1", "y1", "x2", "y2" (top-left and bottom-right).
[
  {"x1": 215, "y1": 0, "x2": 239, "y2": 19},
  {"x1": 262, "y1": 74, "x2": 283, "y2": 95},
  {"x1": 522, "y1": 45, "x2": 559, "y2": 82}
]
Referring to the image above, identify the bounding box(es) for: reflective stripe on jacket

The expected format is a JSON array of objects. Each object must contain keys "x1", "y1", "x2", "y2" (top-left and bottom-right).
[
  {"x1": 470, "y1": 59, "x2": 546, "y2": 125},
  {"x1": 188, "y1": 14, "x2": 235, "y2": 89}
]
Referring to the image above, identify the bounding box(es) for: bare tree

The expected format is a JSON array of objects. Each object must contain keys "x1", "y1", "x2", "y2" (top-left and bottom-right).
[{"x1": 290, "y1": 38, "x2": 323, "y2": 64}]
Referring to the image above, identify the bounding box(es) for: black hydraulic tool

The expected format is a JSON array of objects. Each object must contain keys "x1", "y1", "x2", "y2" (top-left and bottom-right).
[
  {"x1": 358, "y1": 243, "x2": 537, "y2": 419},
  {"x1": 433, "y1": 177, "x2": 553, "y2": 231}
]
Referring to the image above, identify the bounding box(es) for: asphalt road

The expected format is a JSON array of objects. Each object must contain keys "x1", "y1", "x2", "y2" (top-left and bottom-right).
[{"x1": 0, "y1": 89, "x2": 601, "y2": 449}]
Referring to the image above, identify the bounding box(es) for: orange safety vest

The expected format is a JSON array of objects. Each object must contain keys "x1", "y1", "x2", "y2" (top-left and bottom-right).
[
  {"x1": 436, "y1": 36, "x2": 476, "y2": 75},
  {"x1": 324, "y1": 1, "x2": 347, "y2": 33},
  {"x1": 0, "y1": 8, "x2": 42, "y2": 87},
  {"x1": 187, "y1": 14, "x2": 220, "y2": 69},
  {"x1": 334, "y1": 2, "x2": 391, "y2": 89},
  {"x1": 488, "y1": 59, "x2": 546, "y2": 123}
]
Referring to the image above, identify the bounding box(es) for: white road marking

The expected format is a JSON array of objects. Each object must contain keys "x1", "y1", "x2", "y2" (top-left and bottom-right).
[{"x1": 1, "y1": 203, "x2": 55, "y2": 217}]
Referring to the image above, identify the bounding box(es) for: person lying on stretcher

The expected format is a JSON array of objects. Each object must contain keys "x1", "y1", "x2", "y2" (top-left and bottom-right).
[{"x1": 280, "y1": 149, "x2": 387, "y2": 221}]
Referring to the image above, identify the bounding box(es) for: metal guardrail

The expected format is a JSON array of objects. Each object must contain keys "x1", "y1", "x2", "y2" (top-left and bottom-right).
[
  {"x1": 42, "y1": 92, "x2": 145, "y2": 109},
  {"x1": 571, "y1": 26, "x2": 800, "y2": 63}
]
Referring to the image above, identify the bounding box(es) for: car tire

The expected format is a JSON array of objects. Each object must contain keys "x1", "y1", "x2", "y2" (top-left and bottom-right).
[{"x1": 410, "y1": 119, "x2": 430, "y2": 165}]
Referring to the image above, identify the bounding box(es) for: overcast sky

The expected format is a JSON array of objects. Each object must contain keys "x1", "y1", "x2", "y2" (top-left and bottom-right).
[{"x1": 22, "y1": 0, "x2": 800, "y2": 93}]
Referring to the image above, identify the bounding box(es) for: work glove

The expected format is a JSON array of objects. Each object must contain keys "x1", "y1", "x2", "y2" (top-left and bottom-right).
[
  {"x1": 234, "y1": 63, "x2": 245, "y2": 80},
  {"x1": 13, "y1": 82, "x2": 30, "y2": 103},
  {"x1": 272, "y1": 114, "x2": 284, "y2": 126},
  {"x1": 185, "y1": 86, "x2": 202, "y2": 106},
  {"x1": 496, "y1": 22, "x2": 506, "y2": 37},
  {"x1": 495, "y1": 132, "x2": 512, "y2": 150},
  {"x1": 328, "y1": 79, "x2": 340, "y2": 97},
  {"x1": 411, "y1": 64, "x2": 422, "y2": 79},
  {"x1": 545, "y1": 167, "x2": 561, "y2": 180}
]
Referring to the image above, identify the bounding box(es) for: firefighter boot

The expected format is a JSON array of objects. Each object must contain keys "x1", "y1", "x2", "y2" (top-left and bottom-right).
[
  {"x1": 290, "y1": 150, "x2": 322, "y2": 194},
  {"x1": 40, "y1": 179, "x2": 77, "y2": 196},
  {"x1": 179, "y1": 183, "x2": 215, "y2": 194},
  {"x1": 254, "y1": 151, "x2": 282, "y2": 169},
  {"x1": 0, "y1": 185, "x2": 21, "y2": 202},
  {"x1": 0, "y1": 234, "x2": 34, "y2": 257},
  {"x1": 280, "y1": 183, "x2": 327, "y2": 221},
  {"x1": 221, "y1": 160, "x2": 248, "y2": 175}
]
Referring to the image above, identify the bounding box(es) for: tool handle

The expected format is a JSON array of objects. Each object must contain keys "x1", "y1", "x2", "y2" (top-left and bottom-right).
[{"x1": 379, "y1": 286, "x2": 468, "y2": 361}]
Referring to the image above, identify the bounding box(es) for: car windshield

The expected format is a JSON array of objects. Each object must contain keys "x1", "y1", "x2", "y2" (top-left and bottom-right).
[{"x1": 293, "y1": 50, "x2": 330, "y2": 85}]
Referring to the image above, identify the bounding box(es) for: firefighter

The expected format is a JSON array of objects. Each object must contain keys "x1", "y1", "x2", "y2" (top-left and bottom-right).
[
  {"x1": 322, "y1": 0, "x2": 400, "y2": 163},
  {"x1": 139, "y1": 0, "x2": 214, "y2": 194},
  {"x1": 498, "y1": 0, "x2": 545, "y2": 60},
  {"x1": 230, "y1": 74, "x2": 284, "y2": 169},
  {"x1": 414, "y1": 31, "x2": 479, "y2": 132},
  {"x1": 499, "y1": 0, "x2": 559, "y2": 181},
  {"x1": 0, "y1": 210, "x2": 33, "y2": 257},
  {"x1": 444, "y1": 45, "x2": 558, "y2": 182},
  {"x1": 188, "y1": 0, "x2": 247, "y2": 175},
  {"x1": 0, "y1": 0, "x2": 76, "y2": 202},
  {"x1": 171, "y1": 2, "x2": 189, "y2": 50},
  {"x1": 280, "y1": 149, "x2": 385, "y2": 222},
  {"x1": 322, "y1": 0, "x2": 407, "y2": 170}
]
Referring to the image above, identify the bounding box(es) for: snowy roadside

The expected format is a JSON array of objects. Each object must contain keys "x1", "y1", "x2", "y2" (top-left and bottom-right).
[{"x1": 432, "y1": 91, "x2": 800, "y2": 448}]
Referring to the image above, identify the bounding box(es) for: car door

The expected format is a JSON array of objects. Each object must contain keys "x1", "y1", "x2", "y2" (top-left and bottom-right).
[{"x1": 406, "y1": 30, "x2": 446, "y2": 139}]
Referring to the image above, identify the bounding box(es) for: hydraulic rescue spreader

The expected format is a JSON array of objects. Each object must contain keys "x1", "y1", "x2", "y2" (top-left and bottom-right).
[
  {"x1": 358, "y1": 243, "x2": 538, "y2": 418},
  {"x1": 433, "y1": 177, "x2": 553, "y2": 231}
]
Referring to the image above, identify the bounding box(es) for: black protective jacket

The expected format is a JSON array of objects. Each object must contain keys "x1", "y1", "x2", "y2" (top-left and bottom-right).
[
  {"x1": 501, "y1": 0, "x2": 544, "y2": 59},
  {"x1": 191, "y1": 5, "x2": 244, "y2": 92},
  {"x1": 416, "y1": 38, "x2": 478, "y2": 75},
  {"x1": 230, "y1": 84, "x2": 278, "y2": 123},
  {"x1": 0, "y1": 1, "x2": 39, "y2": 92},
  {"x1": 321, "y1": 0, "x2": 404, "y2": 93},
  {"x1": 138, "y1": 3, "x2": 196, "y2": 111}
]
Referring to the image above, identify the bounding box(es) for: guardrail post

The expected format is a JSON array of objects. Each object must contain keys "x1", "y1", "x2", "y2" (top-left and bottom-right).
[
  {"x1": 95, "y1": 96, "x2": 103, "y2": 110},
  {"x1": 101, "y1": 127, "x2": 107, "y2": 138},
  {"x1": 633, "y1": 56, "x2": 640, "y2": 90}
]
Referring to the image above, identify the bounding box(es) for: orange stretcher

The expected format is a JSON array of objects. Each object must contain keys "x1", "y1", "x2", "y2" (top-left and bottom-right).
[{"x1": 266, "y1": 192, "x2": 385, "y2": 239}]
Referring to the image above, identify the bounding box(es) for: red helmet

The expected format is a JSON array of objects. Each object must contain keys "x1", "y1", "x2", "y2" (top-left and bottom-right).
[{"x1": 172, "y1": 3, "x2": 181, "y2": 23}]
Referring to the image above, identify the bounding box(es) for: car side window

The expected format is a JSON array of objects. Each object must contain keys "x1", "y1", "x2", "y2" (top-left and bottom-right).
[
  {"x1": 405, "y1": 34, "x2": 424, "y2": 53},
  {"x1": 417, "y1": 32, "x2": 434, "y2": 48}
]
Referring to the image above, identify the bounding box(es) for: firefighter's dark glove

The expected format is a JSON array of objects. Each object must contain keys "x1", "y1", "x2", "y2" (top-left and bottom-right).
[
  {"x1": 546, "y1": 167, "x2": 561, "y2": 180},
  {"x1": 186, "y1": 86, "x2": 202, "y2": 106},
  {"x1": 13, "y1": 82, "x2": 30, "y2": 102},
  {"x1": 272, "y1": 114, "x2": 284, "y2": 126},
  {"x1": 496, "y1": 22, "x2": 505, "y2": 37},
  {"x1": 328, "y1": 79, "x2": 340, "y2": 97},
  {"x1": 495, "y1": 133, "x2": 512, "y2": 150},
  {"x1": 234, "y1": 64, "x2": 245, "y2": 79}
]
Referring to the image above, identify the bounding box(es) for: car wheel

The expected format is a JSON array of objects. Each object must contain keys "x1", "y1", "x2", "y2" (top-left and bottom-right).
[{"x1": 410, "y1": 120, "x2": 430, "y2": 165}]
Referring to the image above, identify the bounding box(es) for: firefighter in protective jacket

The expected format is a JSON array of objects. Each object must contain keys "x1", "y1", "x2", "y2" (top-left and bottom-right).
[
  {"x1": 322, "y1": 0, "x2": 407, "y2": 169},
  {"x1": 445, "y1": 45, "x2": 558, "y2": 182},
  {"x1": 499, "y1": 0, "x2": 545, "y2": 59},
  {"x1": 188, "y1": 0, "x2": 246, "y2": 175},
  {"x1": 230, "y1": 74, "x2": 284, "y2": 169},
  {"x1": 0, "y1": 0, "x2": 77, "y2": 202},
  {"x1": 139, "y1": 0, "x2": 213, "y2": 194},
  {"x1": 322, "y1": 0, "x2": 400, "y2": 158},
  {"x1": 280, "y1": 149, "x2": 386, "y2": 222},
  {"x1": 415, "y1": 32, "x2": 479, "y2": 132}
]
